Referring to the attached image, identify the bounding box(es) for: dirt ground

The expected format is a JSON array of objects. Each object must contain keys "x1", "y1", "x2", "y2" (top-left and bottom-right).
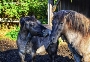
[{"x1": 0, "y1": 39, "x2": 75, "y2": 62}]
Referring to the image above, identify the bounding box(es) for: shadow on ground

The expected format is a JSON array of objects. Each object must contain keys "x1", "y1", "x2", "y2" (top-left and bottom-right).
[
  {"x1": 0, "y1": 39, "x2": 74, "y2": 62},
  {"x1": 0, "y1": 49, "x2": 74, "y2": 62}
]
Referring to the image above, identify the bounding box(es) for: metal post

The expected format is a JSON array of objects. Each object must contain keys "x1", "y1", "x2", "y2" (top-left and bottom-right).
[
  {"x1": 48, "y1": 0, "x2": 50, "y2": 25},
  {"x1": 48, "y1": 0, "x2": 53, "y2": 26}
]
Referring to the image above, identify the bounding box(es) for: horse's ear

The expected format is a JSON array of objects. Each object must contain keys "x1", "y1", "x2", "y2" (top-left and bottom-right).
[
  {"x1": 37, "y1": 20, "x2": 41, "y2": 24},
  {"x1": 64, "y1": 15, "x2": 67, "y2": 19},
  {"x1": 32, "y1": 15, "x2": 35, "y2": 18},
  {"x1": 20, "y1": 17, "x2": 25, "y2": 27}
]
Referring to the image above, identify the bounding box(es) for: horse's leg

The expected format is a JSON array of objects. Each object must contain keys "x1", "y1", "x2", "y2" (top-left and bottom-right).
[
  {"x1": 51, "y1": 54, "x2": 56, "y2": 62},
  {"x1": 68, "y1": 44, "x2": 82, "y2": 62},
  {"x1": 19, "y1": 51, "x2": 26, "y2": 62},
  {"x1": 46, "y1": 42, "x2": 58, "y2": 62},
  {"x1": 30, "y1": 51, "x2": 36, "y2": 62},
  {"x1": 73, "y1": 54, "x2": 82, "y2": 62},
  {"x1": 83, "y1": 54, "x2": 90, "y2": 62},
  {"x1": 48, "y1": 54, "x2": 56, "y2": 62}
]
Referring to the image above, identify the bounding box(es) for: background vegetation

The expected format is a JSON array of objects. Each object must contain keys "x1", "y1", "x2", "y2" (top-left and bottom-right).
[
  {"x1": 0, "y1": 0, "x2": 48, "y2": 24},
  {"x1": 0, "y1": 0, "x2": 48, "y2": 40}
]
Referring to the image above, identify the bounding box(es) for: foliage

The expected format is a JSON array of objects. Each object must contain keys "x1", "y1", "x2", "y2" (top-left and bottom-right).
[
  {"x1": 71, "y1": 0, "x2": 72, "y2": 3},
  {"x1": 58, "y1": 37, "x2": 63, "y2": 43},
  {"x1": 1, "y1": 0, "x2": 48, "y2": 24},
  {"x1": 5, "y1": 26, "x2": 20, "y2": 40}
]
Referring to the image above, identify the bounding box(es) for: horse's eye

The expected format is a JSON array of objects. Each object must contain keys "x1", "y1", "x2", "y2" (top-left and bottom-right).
[
  {"x1": 30, "y1": 22, "x2": 35, "y2": 26},
  {"x1": 60, "y1": 22, "x2": 63, "y2": 24}
]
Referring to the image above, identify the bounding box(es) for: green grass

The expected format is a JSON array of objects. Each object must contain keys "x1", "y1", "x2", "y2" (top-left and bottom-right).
[{"x1": 5, "y1": 26, "x2": 20, "y2": 41}]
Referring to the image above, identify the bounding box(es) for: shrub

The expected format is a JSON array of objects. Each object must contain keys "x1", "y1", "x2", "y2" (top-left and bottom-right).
[{"x1": 1, "y1": 0, "x2": 48, "y2": 24}]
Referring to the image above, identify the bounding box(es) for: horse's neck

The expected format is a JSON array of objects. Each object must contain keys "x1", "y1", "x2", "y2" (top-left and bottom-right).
[
  {"x1": 19, "y1": 30, "x2": 31, "y2": 41},
  {"x1": 65, "y1": 30, "x2": 82, "y2": 45},
  {"x1": 20, "y1": 30, "x2": 28, "y2": 36},
  {"x1": 36, "y1": 36, "x2": 49, "y2": 53}
]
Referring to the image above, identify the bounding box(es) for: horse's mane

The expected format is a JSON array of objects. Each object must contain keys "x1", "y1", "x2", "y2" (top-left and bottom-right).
[{"x1": 56, "y1": 10, "x2": 90, "y2": 35}]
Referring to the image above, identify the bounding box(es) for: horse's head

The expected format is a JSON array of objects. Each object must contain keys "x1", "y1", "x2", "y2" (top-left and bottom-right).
[
  {"x1": 50, "y1": 10, "x2": 69, "y2": 43},
  {"x1": 20, "y1": 16, "x2": 48, "y2": 37}
]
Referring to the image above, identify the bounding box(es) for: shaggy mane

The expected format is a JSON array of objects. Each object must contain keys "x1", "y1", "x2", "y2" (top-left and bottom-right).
[{"x1": 55, "y1": 10, "x2": 90, "y2": 35}]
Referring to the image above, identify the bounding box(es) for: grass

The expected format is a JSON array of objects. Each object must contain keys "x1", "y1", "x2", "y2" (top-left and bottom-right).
[
  {"x1": 0, "y1": 28, "x2": 12, "y2": 40},
  {"x1": 0, "y1": 26, "x2": 20, "y2": 41},
  {"x1": 5, "y1": 26, "x2": 20, "y2": 41}
]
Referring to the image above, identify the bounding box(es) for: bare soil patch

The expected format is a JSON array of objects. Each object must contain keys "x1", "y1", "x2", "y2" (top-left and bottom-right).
[{"x1": 0, "y1": 39, "x2": 74, "y2": 62}]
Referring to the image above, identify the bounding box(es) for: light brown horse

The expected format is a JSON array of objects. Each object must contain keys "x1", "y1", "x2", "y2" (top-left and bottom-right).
[{"x1": 50, "y1": 10, "x2": 90, "y2": 62}]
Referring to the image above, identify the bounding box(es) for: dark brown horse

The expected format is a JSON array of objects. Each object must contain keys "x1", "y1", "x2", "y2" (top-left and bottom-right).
[
  {"x1": 17, "y1": 16, "x2": 50, "y2": 62},
  {"x1": 50, "y1": 10, "x2": 90, "y2": 62}
]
